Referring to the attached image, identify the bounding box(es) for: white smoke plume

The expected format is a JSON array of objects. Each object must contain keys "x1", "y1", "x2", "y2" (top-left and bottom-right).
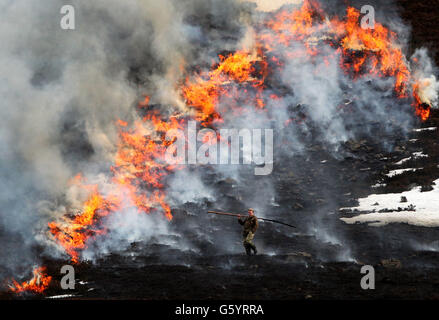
[
  {"x1": 0, "y1": 0, "x2": 252, "y2": 276},
  {"x1": 411, "y1": 48, "x2": 439, "y2": 108}
]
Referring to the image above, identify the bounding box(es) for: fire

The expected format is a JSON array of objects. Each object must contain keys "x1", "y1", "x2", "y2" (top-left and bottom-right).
[
  {"x1": 48, "y1": 0, "x2": 432, "y2": 265},
  {"x1": 261, "y1": 0, "x2": 321, "y2": 46},
  {"x1": 413, "y1": 80, "x2": 431, "y2": 121},
  {"x1": 9, "y1": 267, "x2": 52, "y2": 294},
  {"x1": 48, "y1": 183, "x2": 118, "y2": 264},
  {"x1": 47, "y1": 50, "x2": 262, "y2": 261},
  {"x1": 11, "y1": 0, "x2": 432, "y2": 294},
  {"x1": 257, "y1": 0, "x2": 426, "y2": 117},
  {"x1": 111, "y1": 114, "x2": 184, "y2": 220},
  {"x1": 47, "y1": 111, "x2": 184, "y2": 263},
  {"x1": 183, "y1": 50, "x2": 267, "y2": 125},
  {"x1": 182, "y1": 0, "x2": 430, "y2": 125},
  {"x1": 337, "y1": 7, "x2": 410, "y2": 96}
]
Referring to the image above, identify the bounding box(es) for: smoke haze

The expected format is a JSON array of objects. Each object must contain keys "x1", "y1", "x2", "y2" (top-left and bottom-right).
[{"x1": 0, "y1": 0, "x2": 437, "y2": 283}]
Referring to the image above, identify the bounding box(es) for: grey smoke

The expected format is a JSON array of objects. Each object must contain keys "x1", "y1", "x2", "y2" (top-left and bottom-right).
[{"x1": 0, "y1": 0, "x2": 251, "y2": 278}]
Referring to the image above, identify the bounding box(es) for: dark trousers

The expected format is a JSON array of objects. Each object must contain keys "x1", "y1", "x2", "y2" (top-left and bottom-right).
[{"x1": 243, "y1": 231, "x2": 257, "y2": 255}]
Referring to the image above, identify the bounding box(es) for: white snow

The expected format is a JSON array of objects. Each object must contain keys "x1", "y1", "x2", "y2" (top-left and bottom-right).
[
  {"x1": 412, "y1": 127, "x2": 437, "y2": 132},
  {"x1": 413, "y1": 152, "x2": 428, "y2": 158},
  {"x1": 386, "y1": 168, "x2": 422, "y2": 177},
  {"x1": 340, "y1": 179, "x2": 439, "y2": 227},
  {"x1": 394, "y1": 152, "x2": 428, "y2": 165},
  {"x1": 394, "y1": 157, "x2": 411, "y2": 165},
  {"x1": 46, "y1": 294, "x2": 78, "y2": 299}
]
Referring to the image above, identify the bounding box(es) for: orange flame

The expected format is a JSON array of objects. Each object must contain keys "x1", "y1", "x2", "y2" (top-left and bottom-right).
[
  {"x1": 47, "y1": 107, "x2": 184, "y2": 262},
  {"x1": 337, "y1": 7, "x2": 410, "y2": 96},
  {"x1": 412, "y1": 81, "x2": 431, "y2": 121},
  {"x1": 257, "y1": 0, "x2": 425, "y2": 118},
  {"x1": 44, "y1": 0, "x2": 431, "y2": 269},
  {"x1": 9, "y1": 267, "x2": 52, "y2": 294},
  {"x1": 183, "y1": 50, "x2": 267, "y2": 125},
  {"x1": 48, "y1": 185, "x2": 118, "y2": 264}
]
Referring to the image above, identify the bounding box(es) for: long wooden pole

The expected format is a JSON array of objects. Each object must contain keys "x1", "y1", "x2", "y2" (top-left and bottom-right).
[{"x1": 207, "y1": 211, "x2": 296, "y2": 228}]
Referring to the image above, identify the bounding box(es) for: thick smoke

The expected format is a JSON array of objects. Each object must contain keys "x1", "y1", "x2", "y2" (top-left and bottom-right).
[
  {"x1": 199, "y1": 0, "x2": 437, "y2": 260},
  {"x1": 0, "y1": 0, "x2": 252, "y2": 277},
  {"x1": 0, "y1": 0, "x2": 438, "y2": 283},
  {"x1": 411, "y1": 48, "x2": 439, "y2": 107}
]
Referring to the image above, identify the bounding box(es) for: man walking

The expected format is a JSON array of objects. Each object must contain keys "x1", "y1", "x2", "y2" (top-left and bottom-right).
[{"x1": 238, "y1": 208, "x2": 258, "y2": 255}]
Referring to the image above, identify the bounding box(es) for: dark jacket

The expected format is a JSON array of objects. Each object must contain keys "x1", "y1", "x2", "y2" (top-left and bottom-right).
[{"x1": 238, "y1": 215, "x2": 258, "y2": 234}]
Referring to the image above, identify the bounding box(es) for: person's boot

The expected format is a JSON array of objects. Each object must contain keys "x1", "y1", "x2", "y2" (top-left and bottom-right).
[
  {"x1": 245, "y1": 244, "x2": 252, "y2": 256},
  {"x1": 252, "y1": 246, "x2": 257, "y2": 255}
]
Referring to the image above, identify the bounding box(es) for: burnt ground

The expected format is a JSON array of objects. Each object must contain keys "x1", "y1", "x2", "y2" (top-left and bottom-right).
[
  {"x1": 2, "y1": 112, "x2": 439, "y2": 301},
  {"x1": 2, "y1": 0, "x2": 439, "y2": 301}
]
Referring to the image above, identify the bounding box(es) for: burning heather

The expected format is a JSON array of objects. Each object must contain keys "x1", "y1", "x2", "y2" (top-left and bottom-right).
[
  {"x1": 8, "y1": 267, "x2": 52, "y2": 294},
  {"x1": 1, "y1": 0, "x2": 439, "y2": 300}
]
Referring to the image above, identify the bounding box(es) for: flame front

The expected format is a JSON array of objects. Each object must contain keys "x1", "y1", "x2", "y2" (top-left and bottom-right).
[
  {"x1": 48, "y1": 115, "x2": 184, "y2": 264},
  {"x1": 183, "y1": 50, "x2": 267, "y2": 125},
  {"x1": 48, "y1": 0, "x2": 434, "y2": 267},
  {"x1": 12, "y1": 0, "x2": 434, "y2": 295},
  {"x1": 258, "y1": 0, "x2": 426, "y2": 115},
  {"x1": 9, "y1": 267, "x2": 52, "y2": 294},
  {"x1": 48, "y1": 178, "x2": 118, "y2": 264}
]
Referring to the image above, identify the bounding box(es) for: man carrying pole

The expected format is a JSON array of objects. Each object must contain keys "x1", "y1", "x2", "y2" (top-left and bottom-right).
[
  {"x1": 238, "y1": 208, "x2": 258, "y2": 256},
  {"x1": 207, "y1": 209, "x2": 295, "y2": 256}
]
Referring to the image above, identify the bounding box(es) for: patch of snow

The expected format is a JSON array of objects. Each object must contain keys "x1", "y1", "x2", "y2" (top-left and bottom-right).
[
  {"x1": 386, "y1": 168, "x2": 422, "y2": 177},
  {"x1": 394, "y1": 157, "x2": 411, "y2": 165},
  {"x1": 412, "y1": 127, "x2": 437, "y2": 132},
  {"x1": 46, "y1": 294, "x2": 78, "y2": 299},
  {"x1": 413, "y1": 152, "x2": 428, "y2": 158},
  {"x1": 340, "y1": 179, "x2": 439, "y2": 227},
  {"x1": 394, "y1": 152, "x2": 428, "y2": 165}
]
